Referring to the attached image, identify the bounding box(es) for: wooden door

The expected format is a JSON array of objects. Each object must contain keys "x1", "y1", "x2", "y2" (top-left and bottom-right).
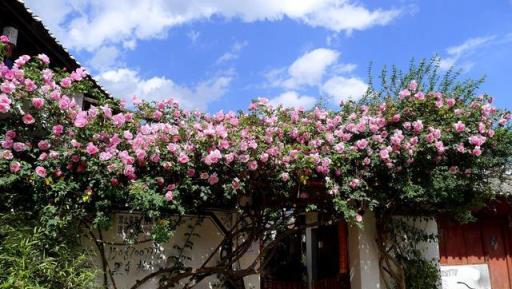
[{"x1": 439, "y1": 217, "x2": 512, "y2": 289}]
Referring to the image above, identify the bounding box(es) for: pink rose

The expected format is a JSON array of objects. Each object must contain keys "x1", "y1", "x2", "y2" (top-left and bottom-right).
[
  {"x1": 111, "y1": 178, "x2": 119, "y2": 186},
  {"x1": 123, "y1": 131, "x2": 133, "y2": 140},
  {"x1": 349, "y1": 178, "x2": 361, "y2": 189},
  {"x1": 135, "y1": 149, "x2": 146, "y2": 160},
  {"x1": 453, "y1": 121, "x2": 465, "y2": 133},
  {"x1": 99, "y1": 152, "x2": 113, "y2": 161},
  {"x1": 59, "y1": 97, "x2": 70, "y2": 109},
  {"x1": 165, "y1": 190, "x2": 174, "y2": 201},
  {"x1": 200, "y1": 172, "x2": 209, "y2": 180},
  {"x1": 1, "y1": 82, "x2": 15, "y2": 94},
  {"x1": 472, "y1": 146, "x2": 482, "y2": 156},
  {"x1": 123, "y1": 165, "x2": 135, "y2": 178},
  {"x1": 469, "y1": 135, "x2": 487, "y2": 147},
  {"x1": 448, "y1": 166, "x2": 459, "y2": 174},
  {"x1": 456, "y1": 143, "x2": 465, "y2": 153},
  {"x1": 22, "y1": 114, "x2": 35, "y2": 124},
  {"x1": 37, "y1": 54, "x2": 50, "y2": 65},
  {"x1": 0, "y1": 94, "x2": 12, "y2": 105},
  {"x1": 392, "y1": 114, "x2": 401, "y2": 123},
  {"x1": 399, "y1": 89, "x2": 411, "y2": 99},
  {"x1": 412, "y1": 120, "x2": 424, "y2": 133},
  {"x1": 74, "y1": 112, "x2": 88, "y2": 128},
  {"x1": 13, "y1": 142, "x2": 25, "y2": 152},
  {"x1": 187, "y1": 168, "x2": 196, "y2": 177},
  {"x1": 111, "y1": 113, "x2": 126, "y2": 127},
  {"x1": 31, "y1": 98, "x2": 45, "y2": 110},
  {"x1": 446, "y1": 98, "x2": 456, "y2": 107},
  {"x1": 86, "y1": 142, "x2": 99, "y2": 155},
  {"x1": 355, "y1": 214, "x2": 363, "y2": 222},
  {"x1": 52, "y1": 125, "x2": 64, "y2": 135},
  {"x1": 355, "y1": 139, "x2": 368, "y2": 150},
  {"x1": 232, "y1": 179, "x2": 240, "y2": 190},
  {"x1": 408, "y1": 80, "x2": 418, "y2": 91},
  {"x1": 60, "y1": 77, "x2": 72, "y2": 88},
  {"x1": 150, "y1": 153, "x2": 160, "y2": 163},
  {"x1": 38, "y1": 152, "x2": 48, "y2": 161},
  {"x1": 178, "y1": 153, "x2": 189, "y2": 164},
  {"x1": 10, "y1": 161, "x2": 21, "y2": 173},
  {"x1": 38, "y1": 140, "x2": 50, "y2": 150},
  {"x1": 5, "y1": 130, "x2": 16, "y2": 139},
  {"x1": 335, "y1": 143, "x2": 345, "y2": 153},
  {"x1": 35, "y1": 166, "x2": 47, "y2": 178},
  {"x1": 204, "y1": 149, "x2": 222, "y2": 165},
  {"x1": 435, "y1": 141, "x2": 445, "y2": 154},
  {"x1": 208, "y1": 173, "x2": 219, "y2": 185},
  {"x1": 1, "y1": 150, "x2": 13, "y2": 160},
  {"x1": 0, "y1": 102, "x2": 10, "y2": 113},
  {"x1": 379, "y1": 148, "x2": 390, "y2": 161},
  {"x1": 248, "y1": 160, "x2": 258, "y2": 171}
]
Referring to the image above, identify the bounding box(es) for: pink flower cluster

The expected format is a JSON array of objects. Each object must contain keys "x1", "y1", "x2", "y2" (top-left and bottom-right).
[{"x1": 0, "y1": 50, "x2": 510, "y2": 211}]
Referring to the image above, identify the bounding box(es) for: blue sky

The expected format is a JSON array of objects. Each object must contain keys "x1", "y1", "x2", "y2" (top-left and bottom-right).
[{"x1": 24, "y1": 0, "x2": 512, "y2": 112}]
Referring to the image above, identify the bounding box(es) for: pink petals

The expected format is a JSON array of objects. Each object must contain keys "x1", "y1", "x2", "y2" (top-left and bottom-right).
[{"x1": 22, "y1": 114, "x2": 35, "y2": 124}]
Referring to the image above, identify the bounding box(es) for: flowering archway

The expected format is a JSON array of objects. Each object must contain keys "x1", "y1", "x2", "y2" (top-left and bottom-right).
[{"x1": 1, "y1": 37, "x2": 511, "y2": 289}]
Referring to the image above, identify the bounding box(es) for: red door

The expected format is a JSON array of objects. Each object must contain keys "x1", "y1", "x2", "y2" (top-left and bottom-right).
[{"x1": 439, "y1": 217, "x2": 512, "y2": 289}]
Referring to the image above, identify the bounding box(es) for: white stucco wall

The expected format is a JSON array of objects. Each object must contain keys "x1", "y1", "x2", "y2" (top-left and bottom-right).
[
  {"x1": 82, "y1": 212, "x2": 260, "y2": 289},
  {"x1": 396, "y1": 217, "x2": 440, "y2": 262},
  {"x1": 347, "y1": 213, "x2": 440, "y2": 289},
  {"x1": 348, "y1": 212, "x2": 383, "y2": 289}
]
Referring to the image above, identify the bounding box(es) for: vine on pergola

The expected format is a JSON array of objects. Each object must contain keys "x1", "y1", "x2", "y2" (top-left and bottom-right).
[{"x1": 1, "y1": 36, "x2": 511, "y2": 289}]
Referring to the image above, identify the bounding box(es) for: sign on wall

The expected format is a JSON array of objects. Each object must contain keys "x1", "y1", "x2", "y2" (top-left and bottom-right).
[{"x1": 441, "y1": 264, "x2": 491, "y2": 289}]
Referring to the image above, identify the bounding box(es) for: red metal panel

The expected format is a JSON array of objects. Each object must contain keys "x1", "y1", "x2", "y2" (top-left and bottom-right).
[
  {"x1": 443, "y1": 222, "x2": 468, "y2": 265},
  {"x1": 462, "y1": 222, "x2": 485, "y2": 264},
  {"x1": 338, "y1": 220, "x2": 349, "y2": 274},
  {"x1": 503, "y1": 219, "x2": 512, "y2": 289},
  {"x1": 481, "y1": 219, "x2": 511, "y2": 289},
  {"x1": 438, "y1": 219, "x2": 448, "y2": 264}
]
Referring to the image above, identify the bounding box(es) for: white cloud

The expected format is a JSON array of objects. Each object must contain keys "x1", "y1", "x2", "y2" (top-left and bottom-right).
[
  {"x1": 269, "y1": 91, "x2": 317, "y2": 109},
  {"x1": 439, "y1": 36, "x2": 495, "y2": 71},
  {"x1": 331, "y1": 63, "x2": 357, "y2": 74},
  {"x1": 96, "y1": 68, "x2": 232, "y2": 110},
  {"x1": 265, "y1": 48, "x2": 358, "y2": 90},
  {"x1": 216, "y1": 40, "x2": 248, "y2": 64},
  {"x1": 280, "y1": 48, "x2": 339, "y2": 88},
  {"x1": 321, "y1": 76, "x2": 367, "y2": 104},
  {"x1": 122, "y1": 39, "x2": 137, "y2": 50},
  {"x1": 88, "y1": 45, "x2": 120, "y2": 71},
  {"x1": 264, "y1": 47, "x2": 363, "y2": 107},
  {"x1": 25, "y1": 0, "x2": 401, "y2": 52},
  {"x1": 302, "y1": 4, "x2": 400, "y2": 33}
]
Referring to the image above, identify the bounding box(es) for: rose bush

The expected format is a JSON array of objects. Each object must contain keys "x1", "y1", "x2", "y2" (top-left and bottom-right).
[{"x1": 1, "y1": 37, "x2": 511, "y2": 288}]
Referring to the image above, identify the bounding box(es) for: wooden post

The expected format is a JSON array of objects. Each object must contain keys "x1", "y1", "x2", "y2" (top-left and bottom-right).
[{"x1": 338, "y1": 220, "x2": 349, "y2": 274}]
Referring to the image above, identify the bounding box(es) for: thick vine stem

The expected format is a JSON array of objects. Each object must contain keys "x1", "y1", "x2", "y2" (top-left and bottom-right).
[{"x1": 375, "y1": 213, "x2": 406, "y2": 289}]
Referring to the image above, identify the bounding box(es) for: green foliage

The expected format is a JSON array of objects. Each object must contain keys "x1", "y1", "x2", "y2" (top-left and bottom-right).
[
  {"x1": 0, "y1": 214, "x2": 98, "y2": 289},
  {"x1": 385, "y1": 217, "x2": 440, "y2": 289},
  {"x1": 402, "y1": 257, "x2": 440, "y2": 289}
]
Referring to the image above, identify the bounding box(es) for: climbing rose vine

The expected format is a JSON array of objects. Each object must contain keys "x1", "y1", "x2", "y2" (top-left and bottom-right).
[{"x1": 0, "y1": 38, "x2": 511, "y2": 231}]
